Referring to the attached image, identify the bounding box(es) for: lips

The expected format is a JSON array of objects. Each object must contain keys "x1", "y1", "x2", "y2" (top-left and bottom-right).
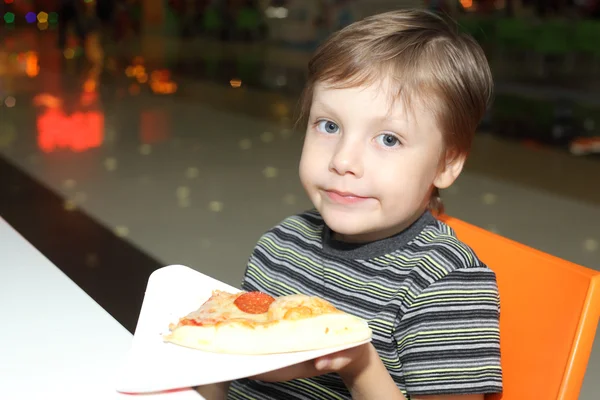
[
  {"x1": 324, "y1": 189, "x2": 371, "y2": 205},
  {"x1": 327, "y1": 190, "x2": 365, "y2": 198}
]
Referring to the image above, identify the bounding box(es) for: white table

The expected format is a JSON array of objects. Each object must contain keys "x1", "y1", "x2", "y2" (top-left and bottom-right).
[{"x1": 0, "y1": 217, "x2": 203, "y2": 400}]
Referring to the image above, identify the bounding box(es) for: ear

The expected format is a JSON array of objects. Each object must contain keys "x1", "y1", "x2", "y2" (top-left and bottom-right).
[{"x1": 433, "y1": 152, "x2": 466, "y2": 190}]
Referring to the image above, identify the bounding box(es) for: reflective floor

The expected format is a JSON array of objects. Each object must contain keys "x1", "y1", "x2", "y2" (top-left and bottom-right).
[{"x1": 1, "y1": 28, "x2": 599, "y2": 398}]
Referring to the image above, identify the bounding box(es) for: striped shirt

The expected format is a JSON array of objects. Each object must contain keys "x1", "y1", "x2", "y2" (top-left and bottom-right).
[{"x1": 228, "y1": 210, "x2": 502, "y2": 399}]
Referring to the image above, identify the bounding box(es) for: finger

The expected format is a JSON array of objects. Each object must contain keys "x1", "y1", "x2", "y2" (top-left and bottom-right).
[
  {"x1": 315, "y1": 354, "x2": 353, "y2": 372},
  {"x1": 314, "y1": 344, "x2": 370, "y2": 373},
  {"x1": 314, "y1": 347, "x2": 360, "y2": 372}
]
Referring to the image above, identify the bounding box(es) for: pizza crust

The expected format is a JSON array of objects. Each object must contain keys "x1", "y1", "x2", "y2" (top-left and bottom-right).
[{"x1": 163, "y1": 313, "x2": 372, "y2": 354}]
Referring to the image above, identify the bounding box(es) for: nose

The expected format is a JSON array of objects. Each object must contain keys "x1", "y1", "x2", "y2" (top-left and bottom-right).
[{"x1": 328, "y1": 137, "x2": 364, "y2": 178}]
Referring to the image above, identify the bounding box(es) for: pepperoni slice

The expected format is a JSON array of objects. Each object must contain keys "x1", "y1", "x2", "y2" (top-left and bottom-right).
[{"x1": 234, "y1": 292, "x2": 275, "y2": 314}]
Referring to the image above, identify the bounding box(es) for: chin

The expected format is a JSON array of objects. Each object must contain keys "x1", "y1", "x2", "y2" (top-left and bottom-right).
[{"x1": 318, "y1": 207, "x2": 375, "y2": 237}]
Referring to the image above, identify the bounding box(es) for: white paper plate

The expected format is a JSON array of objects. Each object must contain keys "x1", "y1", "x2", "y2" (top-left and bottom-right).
[{"x1": 115, "y1": 265, "x2": 371, "y2": 394}]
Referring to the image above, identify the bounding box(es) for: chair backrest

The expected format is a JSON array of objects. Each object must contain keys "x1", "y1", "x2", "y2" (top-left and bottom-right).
[{"x1": 441, "y1": 216, "x2": 600, "y2": 400}]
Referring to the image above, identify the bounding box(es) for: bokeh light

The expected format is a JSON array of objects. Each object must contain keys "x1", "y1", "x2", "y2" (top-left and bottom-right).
[
  {"x1": 137, "y1": 73, "x2": 148, "y2": 83},
  {"x1": 64, "y1": 48, "x2": 75, "y2": 59},
  {"x1": 114, "y1": 226, "x2": 129, "y2": 238},
  {"x1": 186, "y1": 167, "x2": 199, "y2": 179},
  {"x1": 273, "y1": 102, "x2": 289, "y2": 118},
  {"x1": 176, "y1": 186, "x2": 190, "y2": 200},
  {"x1": 150, "y1": 81, "x2": 177, "y2": 95},
  {"x1": 49, "y1": 12, "x2": 58, "y2": 24},
  {"x1": 149, "y1": 70, "x2": 177, "y2": 95},
  {"x1": 37, "y1": 22, "x2": 49, "y2": 31},
  {"x1": 208, "y1": 201, "x2": 224, "y2": 213},
  {"x1": 80, "y1": 91, "x2": 98, "y2": 107},
  {"x1": 4, "y1": 96, "x2": 16, "y2": 108},
  {"x1": 3, "y1": 12, "x2": 15, "y2": 24},
  {"x1": 63, "y1": 179, "x2": 76, "y2": 189},
  {"x1": 25, "y1": 52, "x2": 39, "y2": 78},
  {"x1": 25, "y1": 12, "x2": 36, "y2": 24},
  {"x1": 33, "y1": 93, "x2": 62, "y2": 108},
  {"x1": 460, "y1": 0, "x2": 474, "y2": 9},
  {"x1": 151, "y1": 70, "x2": 169, "y2": 81},
  {"x1": 260, "y1": 131, "x2": 275, "y2": 143},
  {"x1": 83, "y1": 78, "x2": 97, "y2": 93},
  {"x1": 263, "y1": 166, "x2": 279, "y2": 179},
  {"x1": 37, "y1": 110, "x2": 104, "y2": 153},
  {"x1": 133, "y1": 65, "x2": 145, "y2": 76},
  {"x1": 64, "y1": 200, "x2": 77, "y2": 211},
  {"x1": 37, "y1": 12, "x2": 49, "y2": 24},
  {"x1": 104, "y1": 157, "x2": 118, "y2": 171},
  {"x1": 584, "y1": 239, "x2": 599, "y2": 252},
  {"x1": 139, "y1": 144, "x2": 152, "y2": 155}
]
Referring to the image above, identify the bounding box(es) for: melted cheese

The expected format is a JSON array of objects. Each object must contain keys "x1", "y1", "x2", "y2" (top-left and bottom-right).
[
  {"x1": 164, "y1": 290, "x2": 372, "y2": 354},
  {"x1": 182, "y1": 291, "x2": 270, "y2": 326}
]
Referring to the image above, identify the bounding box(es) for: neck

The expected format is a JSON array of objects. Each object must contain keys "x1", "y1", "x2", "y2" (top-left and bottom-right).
[{"x1": 333, "y1": 207, "x2": 428, "y2": 244}]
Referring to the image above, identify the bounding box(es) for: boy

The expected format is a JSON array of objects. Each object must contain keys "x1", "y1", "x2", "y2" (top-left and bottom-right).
[{"x1": 201, "y1": 9, "x2": 502, "y2": 400}]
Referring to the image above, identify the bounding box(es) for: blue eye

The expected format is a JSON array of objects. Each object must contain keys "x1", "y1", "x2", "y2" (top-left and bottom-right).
[
  {"x1": 376, "y1": 133, "x2": 400, "y2": 148},
  {"x1": 317, "y1": 120, "x2": 340, "y2": 134}
]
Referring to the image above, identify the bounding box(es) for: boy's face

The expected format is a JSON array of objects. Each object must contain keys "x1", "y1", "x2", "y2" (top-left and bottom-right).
[{"x1": 299, "y1": 81, "x2": 464, "y2": 243}]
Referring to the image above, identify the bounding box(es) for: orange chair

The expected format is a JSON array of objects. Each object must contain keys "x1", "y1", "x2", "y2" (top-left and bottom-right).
[{"x1": 440, "y1": 216, "x2": 600, "y2": 400}]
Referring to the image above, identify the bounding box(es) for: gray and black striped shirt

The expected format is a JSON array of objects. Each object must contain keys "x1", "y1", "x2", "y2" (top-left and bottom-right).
[{"x1": 228, "y1": 210, "x2": 502, "y2": 399}]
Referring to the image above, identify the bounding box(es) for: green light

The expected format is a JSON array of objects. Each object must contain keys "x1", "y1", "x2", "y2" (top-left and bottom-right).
[
  {"x1": 49, "y1": 12, "x2": 58, "y2": 24},
  {"x1": 4, "y1": 12, "x2": 15, "y2": 24}
]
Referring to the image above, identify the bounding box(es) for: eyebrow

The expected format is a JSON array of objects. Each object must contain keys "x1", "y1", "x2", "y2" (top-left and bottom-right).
[
  {"x1": 310, "y1": 101, "x2": 338, "y2": 117},
  {"x1": 312, "y1": 101, "x2": 408, "y2": 127}
]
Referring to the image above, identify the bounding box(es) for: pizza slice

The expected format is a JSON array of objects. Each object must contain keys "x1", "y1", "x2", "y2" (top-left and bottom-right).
[{"x1": 163, "y1": 290, "x2": 372, "y2": 354}]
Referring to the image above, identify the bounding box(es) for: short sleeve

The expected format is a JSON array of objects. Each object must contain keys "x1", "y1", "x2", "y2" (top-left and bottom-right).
[
  {"x1": 395, "y1": 267, "x2": 503, "y2": 396},
  {"x1": 240, "y1": 243, "x2": 264, "y2": 292}
]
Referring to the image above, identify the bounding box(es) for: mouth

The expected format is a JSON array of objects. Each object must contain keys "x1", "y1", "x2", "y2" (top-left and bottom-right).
[{"x1": 324, "y1": 189, "x2": 372, "y2": 205}]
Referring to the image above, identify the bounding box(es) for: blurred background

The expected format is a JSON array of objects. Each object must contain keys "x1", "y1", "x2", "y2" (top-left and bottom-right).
[{"x1": 0, "y1": 0, "x2": 599, "y2": 397}]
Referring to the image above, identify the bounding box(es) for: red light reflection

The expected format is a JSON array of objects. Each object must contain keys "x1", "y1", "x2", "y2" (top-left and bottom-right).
[
  {"x1": 37, "y1": 109, "x2": 104, "y2": 153},
  {"x1": 140, "y1": 110, "x2": 170, "y2": 144}
]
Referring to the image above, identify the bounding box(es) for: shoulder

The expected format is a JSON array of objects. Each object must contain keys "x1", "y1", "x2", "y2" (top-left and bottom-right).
[
  {"x1": 397, "y1": 217, "x2": 498, "y2": 302},
  {"x1": 414, "y1": 217, "x2": 485, "y2": 268},
  {"x1": 408, "y1": 217, "x2": 492, "y2": 274},
  {"x1": 395, "y1": 219, "x2": 501, "y2": 344}
]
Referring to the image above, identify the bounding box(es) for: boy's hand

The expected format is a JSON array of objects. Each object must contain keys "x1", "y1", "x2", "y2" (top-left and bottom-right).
[
  {"x1": 249, "y1": 342, "x2": 371, "y2": 382},
  {"x1": 250, "y1": 343, "x2": 407, "y2": 399}
]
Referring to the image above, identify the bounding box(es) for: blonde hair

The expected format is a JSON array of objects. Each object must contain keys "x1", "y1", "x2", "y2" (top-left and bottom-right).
[{"x1": 297, "y1": 10, "x2": 493, "y2": 215}]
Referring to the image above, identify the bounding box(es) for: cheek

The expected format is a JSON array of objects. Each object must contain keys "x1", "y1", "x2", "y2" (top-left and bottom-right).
[
  {"x1": 375, "y1": 151, "x2": 440, "y2": 200},
  {"x1": 299, "y1": 138, "x2": 319, "y2": 187},
  {"x1": 298, "y1": 156, "x2": 310, "y2": 188},
  {"x1": 301, "y1": 133, "x2": 330, "y2": 163}
]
